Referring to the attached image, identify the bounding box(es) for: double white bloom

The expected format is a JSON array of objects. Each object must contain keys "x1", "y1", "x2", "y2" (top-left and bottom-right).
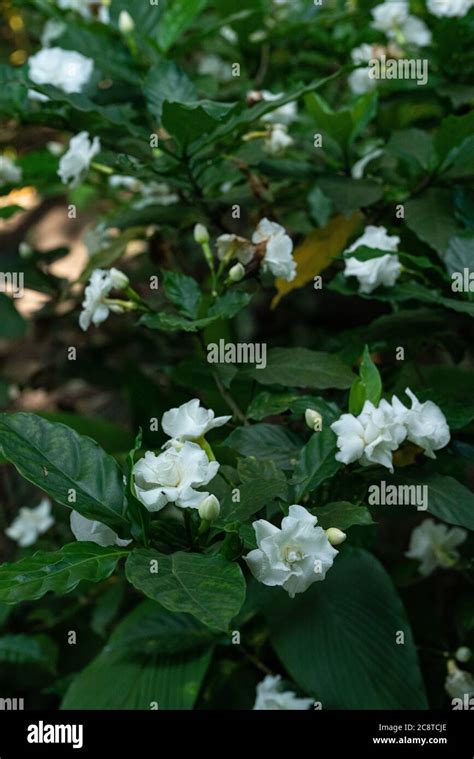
[
  {"x1": 161, "y1": 398, "x2": 231, "y2": 441},
  {"x1": 371, "y1": 1, "x2": 432, "y2": 46},
  {"x1": 331, "y1": 388, "x2": 450, "y2": 472},
  {"x1": 58, "y1": 131, "x2": 101, "y2": 187},
  {"x1": 343, "y1": 225, "x2": 402, "y2": 294},
  {"x1": 244, "y1": 505, "x2": 338, "y2": 598},
  {"x1": 133, "y1": 441, "x2": 219, "y2": 513},
  {"x1": 427, "y1": 0, "x2": 474, "y2": 16},
  {"x1": 79, "y1": 267, "x2": 129, "y2": 331},
  {"x1": 406, "y1": 519, "x2": 466, "y2": 576},
  {"x1": 254, "y1": 675, "x2": 313, "y2": 710},
  {"x1": 28, "y1": 47, "x2": 94, "y2": 95},
  {"x1": 216, "y1": 218, "x2": 296, "y2": 282},
  {"x1": 5, "y1": 498, "x2": 54, "y2": 547},
  {"x1": 133, "y1": 399, "x2": 229, "y2": 514}
]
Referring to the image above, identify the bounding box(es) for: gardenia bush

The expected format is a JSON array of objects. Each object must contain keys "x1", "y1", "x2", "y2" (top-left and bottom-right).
[{"x1": 0, "y1": 0, "x2": 473, "y2": 711}]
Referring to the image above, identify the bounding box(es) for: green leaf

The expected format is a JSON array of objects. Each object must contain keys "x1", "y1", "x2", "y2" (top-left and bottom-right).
[
  {"x1": 307, "y1": 185, "x2": 333, "y2": 227},
  {"x1": 62, "y1": 645, "x2": 211, "y2": 709},
  {"x1": 291, "y1": 429, "x2": 341, "y2": 499},
  {"x1": 0, "y1": 413, "x2": 128, "y2": 534},
  {"x1": 0, "y1": 205, "x2": 23, "y2": 219},
  {"x1": 390, "y1": 473, "x2": 474, "y2": 531},
  {"x1": 386, "y1": 129, "x2": 436, "y2": 172},
  {"x1": 263, "y1": 548, "x2": 427, "y2": 708},
  {"x1": 37, "y1": 412, "x2": 134, "y2": 454},
  {"x1": 125, "y1": 429, "x2": 150, "y2": 546},
  {"x1": 144, "y1": 60, "x2": 196, "y2": 122},
  {"x1": 317, "y1": 175, "x2": 383, "y2": 215},
  {"x1": 162, "y1": 99, "x2": 237, "y2": 149},
  {"x1": 0, "y1": 294, "x2": 27, "y2": 340},
  {"x1": 163, "y1": 271, "x2": 202, "y2": 320},
  {"x1": 444, "y1": 232, "x2": 474, "y2": 276},
  {"x1": 207, "y1": 290, "x2": 253, "y2": 320},
  {"x1": 405, "y1": 189, "x2": 461, "y2": 258},
  {"x1": 0, "y1": 634, "x2": 57, "y2": 671},
  {"x1": 349, "y1": 345, "x2": 382, "y2": 415},
  {"x1": 216, "y1": 458, "x2": 288, "y2": 524},
  {"x1": 223, "y1": 424, "x2": 302, "y2": 469},
  {"x1": 157, "y1": 0, "x2": 209, "y2": 52},
  {"x1": 249, "y1": 347, "x2": 354, "y2": 390},
  {"x1": 106, "y1": 601, "x2": 217, "y2": 655},
  {"x1": 435, "y1": 110, "x2": 474, "y2": 169},
  {"x1": 0, "y1": 543, "x2": 128, "y2": 604},
  {"x1": 246, "y1": 392, "x2": 340, "y2": 423},
  {"x1": 125, "y1": 549, "x2": 246, "y2": 631},
  {"x1": 140, "y1": 291, "x2": 252, "y2": 333},
  {"x1": 312, "y1": 501, "x2": 374, "y2": 530}
]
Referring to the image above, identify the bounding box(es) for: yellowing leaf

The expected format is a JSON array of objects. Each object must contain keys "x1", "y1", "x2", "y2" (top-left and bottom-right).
[{"x1": 271, "y1": 212, "x2": 362, "y2": 308}]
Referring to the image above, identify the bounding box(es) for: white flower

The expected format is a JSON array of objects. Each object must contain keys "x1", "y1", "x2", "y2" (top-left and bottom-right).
[
  {"x1": 252, "y1": 218, "x2": 296, "y2": 282},
  {"x1": 0, "y1": 155, "x2": 22, "y2": 186},
  {"x1": 216, "y1": 234, "x2": 255, "y2": 264},
  {"x1": 133, "y1": 441, "x2": 219, "y2": 513},
  {"x1": 79, "y1": 267, "x2": 129, "y2": 331},
  {"x1": 132, "y1": 182, "x2": 179, "y2": 209},
  {"x1": 109, "y1": 174, "x2": 141, "y2": 191},
  {"x1": 344, "y1": 225, "x2": 401, "y2": 293},
  {"x1": 254, "y1": 675, "x2": 313, "y2": 710},
  {"x1": 263, "y1": 123, "x2": 294, "y2": 155},
  {"x1": 28, "y1": 47, "x2": 94, "y2": 94},
  {"x1": 406, "y1": 519, "x2": 466, "y2": 576},
  {"x1": 40, "y1": 19, "x2": 66, "y2": 48},
  {"x1": 401, "y1": 16, "x2": 432, "y2": 46},
  {"x1": 5, "y1": 498, "x2": 54, "y2": 547},
  {"x1": 161, "y1": 399, "x2": 231, "y2": 441},
  {"x1": 344, "y1": 254, "x2": 402, "y2": 293},
  {"x1": 58, "y1": 131, "x2": 100, "y2": 187},
  {"x1": 427, "y1": 0, "x2": 474, "y2": 17},
  {"x1": 70, "y1": 512, "x2": 131, "y2": 547},
  {"x1": 371, "y1": 1, "x2": 409, "y2": 33},
  {"x1": 331, "y1": 399, "x2": 406, "y2": 472},
  {"x1": 260, "y1": 90, "x2": 297, "y2": 125},
  {"x1": 445, "y1": 662, "x2": 474, "y2": 699},
  {"x1": 244, "y1": 504, "x2": 338, "y2": 598},
  {"x1": 349, "y1": 44, "x2": 378, "y2": 94},
  {"x1": 392, "y1": 388, "x2": 450, "y2": 458},
  {"x1": 347, "y1": 225, "x2": 400, "y2": 254},
  {"x1": 118, "y1": 10, "x2": 135, "y2": 34}
]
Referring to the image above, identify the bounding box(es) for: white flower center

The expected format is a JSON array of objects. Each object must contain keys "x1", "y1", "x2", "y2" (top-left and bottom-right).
[{"x1": 283, "y1": 545, "x2": 303, "y2": 565}]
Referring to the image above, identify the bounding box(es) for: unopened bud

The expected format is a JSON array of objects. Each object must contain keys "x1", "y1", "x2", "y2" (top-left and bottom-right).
[
  {"x1": 228, "y1": 262, "x2": 245, "y2": 282},
  {"x1": 326, "y1": 527, "x2": 346, "y2": 546},
  {"x1": 194, "y1": 223, "x2": 209, "y2": 245},
  {"x1": 110, "y1": 268, "x2": 129, "y2": 289},
  {"x1": 456, "y1": 646, "x2": 472, "y2": 663},
  {"x1": 118, "y1": 10, "x2": 135, "y2": 34},
  {"x1": 198, "y1": 494, "x2": 220, "y2": 522},
  {"x1": 305, "y1": 408, "x2": 323, "y2": 432}
]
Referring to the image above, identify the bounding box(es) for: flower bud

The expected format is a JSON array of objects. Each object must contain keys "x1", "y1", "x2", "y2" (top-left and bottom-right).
[
  {"x1": 455, "y1": 646, "x2": 472, "y2": 663},
  {"x1": 19, "y1": 242, "x2": 33, "y2": 259},
  {"x1": 194, "y1": 223, "x2": 209, "y2": 245},
  {"x1": 198, "y1": 494, "x2": 220, "y2": 522},
  {"x1": 109, "y1": 268, "x2": 129, "y2": 289},
  {"x1": 305, "y1": 408, "x2": 323, "y2": 432},
  {"x1": 228, "y1": 262, "x2": 245, "y2": 282},
  {"x1": 326, "y1": 527, "x2": 347, "y2": 546},
  {"x1": 118, "y1": 10, "x2": 135, "y2": 34}
]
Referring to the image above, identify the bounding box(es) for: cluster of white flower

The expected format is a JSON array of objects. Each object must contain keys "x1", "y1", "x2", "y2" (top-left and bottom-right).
[
  {"x1": 331, "y1": 388, "x2": 450, "y2": 472},
  {"x1": 132, "y1": 399, "x2": 230, "y2": 515},
  {"x1": 79, "y1": 267, "x2": 129, "y2": 331},
  {"x1": 245, "y1": 504, "x2": 341, "y2": 597},
  {"x1": 5, "y1": 498, "x2": 54, "y2": 547},
  {"x1": 253, "y1": 674, "x2": 313, "y2": 710},
  {"x1": 406, "y1": 519, "x2": 466, "y2": 576},
  {"x1": 343, "y1": 225, "x2": 402, "y2": 294},
  {"x1": 217, "y1": 218, "x2": 297, "y2": 282}
]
